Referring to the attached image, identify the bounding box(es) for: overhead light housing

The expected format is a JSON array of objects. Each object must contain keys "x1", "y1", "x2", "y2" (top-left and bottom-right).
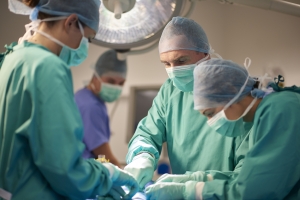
[{"x1": 92, "y1": 0, "x2": 184, "y2": 50}]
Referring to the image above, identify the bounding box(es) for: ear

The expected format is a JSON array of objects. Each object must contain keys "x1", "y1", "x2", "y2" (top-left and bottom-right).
[
  {"x1": 64, "y1": 14, "x2": 78, "y2": 33},
  {"x1": 92, "y1": 76, "x2": 102, "y2": 91}
]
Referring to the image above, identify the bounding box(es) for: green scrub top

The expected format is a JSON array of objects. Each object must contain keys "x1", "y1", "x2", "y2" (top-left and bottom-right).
[
  {"x1": 202, "y1": 90, "x2": 300, "y2": 200},
  {"x1": 127, "y1": 79, "x2": 250, "y2": 174},
  {"x1": 0, "y1": 41, "x2": 113, "y2": 200}
]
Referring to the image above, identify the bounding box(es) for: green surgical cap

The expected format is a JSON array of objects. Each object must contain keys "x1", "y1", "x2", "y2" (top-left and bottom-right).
[
  {"x1": 9, "y1": 0, "x2": 100, "y2": 32},
  {"x1": 95, "y1": 50, "x2": 127, "y2": 79},
  {"x1": 159, "y1": 17, "x2": 210, "y2": 54}
]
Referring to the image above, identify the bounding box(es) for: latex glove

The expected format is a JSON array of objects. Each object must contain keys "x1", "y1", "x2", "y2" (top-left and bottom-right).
[
  {"x1": 103, "y1": 163, "x2": 139, "y2": 199},
  {"x1": 97, "y1": 196, "x2": 114, "y2": 200},
  {"x1": 106, "y1": 186, "x2": 126, "y2": 200},
  {"x1": 97, "y1": 186, "x2": 125, "y2": 200},
  {"x1": 156, "y1": 171, "x2": 208, "y2": 183},
  {"x1": 124, "y1": 153, "x2": 155, "y2": 190},
  {"x1": 145, "y1": 181, "x2": 197, "y2": 200}
]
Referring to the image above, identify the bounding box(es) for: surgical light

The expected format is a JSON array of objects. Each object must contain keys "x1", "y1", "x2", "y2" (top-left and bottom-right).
[{"x1": 92, "y1": 0, "x2": 184, "y2": 50}]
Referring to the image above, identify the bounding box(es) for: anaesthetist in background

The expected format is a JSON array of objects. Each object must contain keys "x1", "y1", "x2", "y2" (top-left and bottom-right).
[
  {"x1": 75, "y1": 49, "x2": 127, "y2": 168},
  {"x1": 0, "y1": 0, "x2": 138, "y2": 199},
  {"x1": 145, "y1": 58, "x2": 300, "y2": 200},
  {"x1": 124, "y1": 16, "x2": 250, "y2": 190}
]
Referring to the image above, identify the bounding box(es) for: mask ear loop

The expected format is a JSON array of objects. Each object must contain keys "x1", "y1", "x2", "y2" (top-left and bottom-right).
[
  {"x1": 223, "y1": 57, "x2": 252, "y2": 111},
  {"x1": 244, "y1": 57, "x2": 251, "y2": 70},
  {"x1": 78, "y1": 21, "x2": 85, "y2": 36},
  {"x1": 209, "y1": 45, "x2": 222, "y2": 59},
  {"x1": 19, "y1": 20, "x2": 41, "y2": 43},
  {"x1": 19, "y1": 16, "x2": 68, "y2": 44},
  {"x1": 89, "y1": 73, "x2": 101, "y2": 93},
  {"x1": 240, "y1": 97, "x2": 258, "y2": 118},
  {"x1": 196, "y1": 53, "x2": 210, "y2": 64},
  {"x1": 242, "y1": 73, "x2": 271, "y2": 116}
]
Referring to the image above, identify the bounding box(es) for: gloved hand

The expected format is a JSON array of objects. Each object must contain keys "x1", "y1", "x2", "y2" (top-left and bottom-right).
[
  {"x1": 103, "y1": 163, "x2": 139, "y2": 199},
  {"x1": 156, "y1": 171, "x2": 207, "y2": 183},
  {"x1": 124, "y1": 153, "x2": 155, "y2": 190},
  {"x1": 106, "y1": 186, "x2": 125, "y2": 200},
  {"x1": 145, "y1": 181, "x2": 198, "y2": 200},
  {"x1": 96, "y1": 195, "x2": 115, "y2": 200}
]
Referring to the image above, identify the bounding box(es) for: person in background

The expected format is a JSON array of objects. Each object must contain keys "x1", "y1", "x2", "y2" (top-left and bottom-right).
[
  {"x1": 75, "y1": 49, "x2": 127, "y2": 168},
  {"x1": 0, "y1": 0, "x2": 138, "y2": 199},
  {"x1": 124, "y1": 16, "x2": 251, "y2": 190},
  {"x1": 145, "y1": 58, "x2": 300, "y2": 200}
]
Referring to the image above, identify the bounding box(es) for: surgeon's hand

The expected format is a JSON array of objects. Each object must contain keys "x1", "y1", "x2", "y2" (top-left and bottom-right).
[
  {"x1": 106, "y1": 186, "x2": 125, "y2": 200},
  {"x1": 97, "y1": 196, "x2": 114, "y2": 200},
  {"x1": 145, "y1": 181, "x2": 198, "y2": 200},
  {"x1": 156, "y1": 171, "x2": 207, "y2": 183},
  {"x1": 124, "y1": 153, "x2": 155, "y2": 190},
  {"x1": 103, "y1": 163, "x2": 139, "y2": 199}
]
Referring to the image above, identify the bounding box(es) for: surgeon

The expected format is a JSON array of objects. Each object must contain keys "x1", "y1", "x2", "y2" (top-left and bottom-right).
[
  {"x1": 0, "y1": 0, "x2": 138, "y2": 199},
  {"x1": 145, "y1": 58, "x2": 300, "y2": 199},
  {"x1": 75, "y1": 49, "x2": 126, "y2": 168},
  {"x1": 124, "y1": 16, "x2": 250, "y2": 190}
]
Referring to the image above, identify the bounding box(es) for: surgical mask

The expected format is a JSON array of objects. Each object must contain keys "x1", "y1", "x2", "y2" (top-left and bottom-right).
[
  {"x1": 166, "y1": 54, "x2": 209, "y2": 92},
  {"x1": 99, "y1": 82, "x2": 123, "y2": 102},
  {"x1": 19, "y1": 17, "x2": 89, "y2": 68},
  {"x1": 207, "y1": 58, "x2": 258, "y2": 137},
  {"x1": 92, "y1": 72, "x2": 123, "y2": 102},
  {"x1": 207, "y1": 98, "x2": 257, "y2": 137}
]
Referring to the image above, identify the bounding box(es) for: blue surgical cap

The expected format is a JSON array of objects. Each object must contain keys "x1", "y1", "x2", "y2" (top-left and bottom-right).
[
  {"x1": 9, "y1": 0, "x2": 100, "y2": 32},
  {"x1": 193, "y1": 58, "x2": 256, "y2": 110},
  {"x1": 95, "y1": 50, "x2": 127, "y2": 79},
  {"x1": 159, "y1": 17, "x2": 210, "y2": 54}
]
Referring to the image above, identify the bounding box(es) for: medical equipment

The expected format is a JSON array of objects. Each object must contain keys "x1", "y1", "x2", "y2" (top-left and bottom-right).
[{"x1": 96, "y1": 155, "x2": 110, "y2": 163}]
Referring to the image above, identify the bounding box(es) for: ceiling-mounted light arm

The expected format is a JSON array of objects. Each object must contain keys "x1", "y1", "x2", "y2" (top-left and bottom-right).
[
  {"x1": 115, "y1": 49, "x2": 130, "y2": 60},
  {"x1": 114, "y1": 0, "x2": 123, "y2": 19},
  {"x1": 224, "y1": 0, "x2": 300, "y2": 18},
  {"x1": 102, "y1": 0, "x2": 136, "y2": 19}
]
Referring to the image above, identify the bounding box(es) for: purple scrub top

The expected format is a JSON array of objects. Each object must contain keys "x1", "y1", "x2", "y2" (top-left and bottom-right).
[{"x1": 75, "y1": 87, "x2": 110, "y2": 158}]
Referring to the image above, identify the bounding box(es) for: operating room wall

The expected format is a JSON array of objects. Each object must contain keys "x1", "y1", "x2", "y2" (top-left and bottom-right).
[
  {"x1": 221, "y1": 3, "x2": 300, "y2": 86},
  {"x1": 1, "y1": 0, "x2": 300, "y2": 164}
]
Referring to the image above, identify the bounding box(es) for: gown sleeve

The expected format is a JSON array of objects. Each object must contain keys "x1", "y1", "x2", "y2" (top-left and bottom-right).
[
  {"x1": 29, "y1": 57, "x2": 113, "y2": 199},
  {"x1": 126, "y1": 82, "x2": 168, "y2": 168},
  {"x1": 198, "y1": 92, "x2": 300, "y2": 200}
]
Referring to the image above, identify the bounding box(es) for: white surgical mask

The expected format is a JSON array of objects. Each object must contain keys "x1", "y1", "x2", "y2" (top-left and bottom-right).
[{"x1": 92, "y1": 72, "x2": 123, "y2": 102}]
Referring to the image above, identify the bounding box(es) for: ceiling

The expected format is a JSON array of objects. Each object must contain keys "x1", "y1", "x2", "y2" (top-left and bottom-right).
[{"x1": 284, "y1": 0, "x2": 300, "y2": 4}]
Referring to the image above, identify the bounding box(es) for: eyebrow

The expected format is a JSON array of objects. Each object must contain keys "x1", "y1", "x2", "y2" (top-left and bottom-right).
[{"x1": 160, "y1": 55, "x2": 190, "y2": 63}]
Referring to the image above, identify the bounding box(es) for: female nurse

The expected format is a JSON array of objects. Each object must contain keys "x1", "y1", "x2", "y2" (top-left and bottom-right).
[
  {"x1": 0, "y1": 0, "x2": 138, "y2": 199},
  {"x1": 145, "y1": 58, "x2": 300, "y2": 200}
]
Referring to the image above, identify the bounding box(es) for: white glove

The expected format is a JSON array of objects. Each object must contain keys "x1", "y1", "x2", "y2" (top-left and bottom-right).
[
  {"x1": 103, "y1": 163, "x2": 139, "y2": 199},
  {"x1": 156, "y1": 171, "x2": 208, "y2": 183},
  {"x1": 124, "y1": 153, "x2": 155, "y2": 190}
]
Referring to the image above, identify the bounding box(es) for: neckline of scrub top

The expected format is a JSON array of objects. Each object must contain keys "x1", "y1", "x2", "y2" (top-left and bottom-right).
[
  {"x1": 13, "y1": 41, "x2": 52, "y2": 54},
  {"x1": 83, "y1": 87, "x2": 106, "y2": 104}
]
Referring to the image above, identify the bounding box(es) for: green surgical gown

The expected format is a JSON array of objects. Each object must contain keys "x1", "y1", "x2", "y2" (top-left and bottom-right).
[
  {"x1": 201, "y1": 90, "x2": 300, "y2": 199},
  {"x1": 0, "y1": 41, "x2": 113, "y2": 200},
  {"x1": 127, "y1": 79, "x2": 250, "y2": 174}
]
